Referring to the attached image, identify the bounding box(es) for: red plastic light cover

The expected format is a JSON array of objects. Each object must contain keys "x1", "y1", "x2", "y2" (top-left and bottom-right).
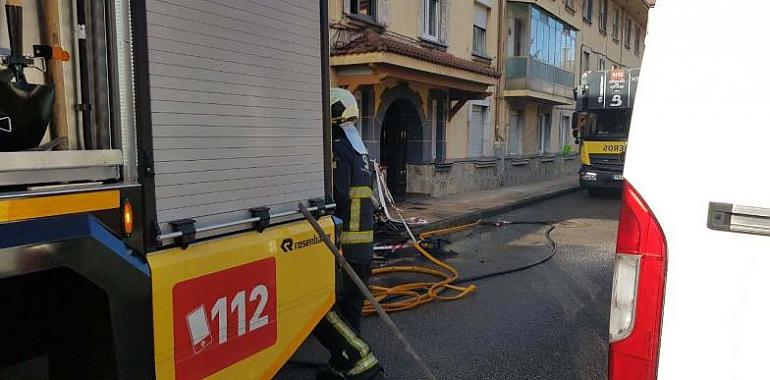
[{"x1": 609, "y1": 183, "x2": 667, "y2": 380}]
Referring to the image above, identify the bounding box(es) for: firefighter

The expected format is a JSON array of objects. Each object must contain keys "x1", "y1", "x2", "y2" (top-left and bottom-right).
[{"x1": 312, "y1": 88, "x2": 383, "y2": 380}]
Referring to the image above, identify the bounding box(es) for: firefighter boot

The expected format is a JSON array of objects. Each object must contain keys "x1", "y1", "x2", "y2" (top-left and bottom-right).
[{"x1": 316, "y1": 361, "x2": 385, "y2": 380}]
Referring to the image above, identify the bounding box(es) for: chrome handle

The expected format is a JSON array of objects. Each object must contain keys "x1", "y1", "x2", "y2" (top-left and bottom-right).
[{"x1": 708, "y1": 202, "x2": 770, "y2": 236}]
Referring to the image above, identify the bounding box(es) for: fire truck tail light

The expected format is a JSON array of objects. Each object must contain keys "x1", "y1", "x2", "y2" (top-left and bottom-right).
[
  {"x1": 609, "y1": 253, "x2": 641, "y2": 342},
  {"x1": 609, "y1": 183, "x2": 667, "y2": 380},
  {"x1": 122, "y1": 200, "x2": 134, "y2": 237}
]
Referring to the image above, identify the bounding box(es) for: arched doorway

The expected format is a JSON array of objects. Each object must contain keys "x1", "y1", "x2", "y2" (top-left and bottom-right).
[{"x1": 380, "y1": 99, "x2": 421, "y2": 199}]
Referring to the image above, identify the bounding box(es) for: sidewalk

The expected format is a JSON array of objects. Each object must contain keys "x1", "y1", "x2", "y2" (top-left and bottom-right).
[{"x1": 393, "y1": 175, "x2": 581, "y2": 233}]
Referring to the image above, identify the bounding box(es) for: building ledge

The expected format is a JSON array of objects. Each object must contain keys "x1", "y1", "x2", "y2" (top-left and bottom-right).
[
  {"x1": 332, "y1": 30, "x2": 499, "y2": 80},
  {"x1": 344, "y1": 13, "x2": 386, "y2": 31},
  {"x1": 503, "y1": 89, "x2": 575, "y2": 106}
]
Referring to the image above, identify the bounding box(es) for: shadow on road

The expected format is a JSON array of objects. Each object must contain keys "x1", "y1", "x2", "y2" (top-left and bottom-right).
[{"x1": 277, "y1": 191, "x2": 620, "y2": 380}]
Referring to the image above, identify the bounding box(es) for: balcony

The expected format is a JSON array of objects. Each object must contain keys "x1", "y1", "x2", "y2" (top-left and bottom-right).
[{"x1": 504, "y1": 57, "x2": 575, "y2": 105}]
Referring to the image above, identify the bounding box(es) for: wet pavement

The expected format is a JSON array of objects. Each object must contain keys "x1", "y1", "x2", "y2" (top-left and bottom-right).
[{"x1": 276, "y1": 191, "x2": 620, "y2": 380}]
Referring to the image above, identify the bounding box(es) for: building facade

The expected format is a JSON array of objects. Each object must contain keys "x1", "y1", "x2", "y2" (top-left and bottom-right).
[
  {"x1": 330, "y1": 0, "x2": 502, "y2": 198},
  {"x1": 499, "y1": 0, "x2": 651, "y2": 184},
  {"x1": 329, "y1": 0, "x2": 651, "y2": 198}
]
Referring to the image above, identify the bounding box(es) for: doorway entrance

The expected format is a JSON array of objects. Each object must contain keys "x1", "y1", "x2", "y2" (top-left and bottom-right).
[{"x1": 380, "y1": 99, "x2": 421, "y2": 198}]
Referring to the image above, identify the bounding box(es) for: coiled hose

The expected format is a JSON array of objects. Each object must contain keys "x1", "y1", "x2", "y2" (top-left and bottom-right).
[{"x1": 364, "y1": 220, "x2": 559, "y2": 315}]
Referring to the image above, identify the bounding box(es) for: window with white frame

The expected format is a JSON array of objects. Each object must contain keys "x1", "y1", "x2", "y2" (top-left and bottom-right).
[
  {"x1": 469, "y1": 105, "x2": 489, "y2": 157},
  {"x1": 538, "y1": 112, "x2": 552, "y2": 154},
  {"x1": 422, "y1": 0, "x2": 443, "y2": 42},
  {"x1": 612, "y1": 7, "x2": 620, "y2": 40},
  {"x1": 598, "y1": 0, "x2": 608, "y2": 32},
  {"x1": 598, "y1": 57, "x2": 606, "y2": 71},
  {"x1": 559, "y1": 115, "x2": 572, "y2": 154},
  {"x1": 350, "y1": 0, "x2": 376, "y2": 20},
  {"x1": 634, "y1": 25, "x2": 641, "y2": 55},
  {"x1": 582, "y1": 0, "x2": 593, "y2": 23},
  {"x1": 624, "y1": 17, "x2": 632, "y2": 48},
  {"x1": 565, "y1": 0, "x2": 575, "y2": 11},
  {"x1": 473, "y1": 2, "x2": 489, "y2": 55},
  {"x1": 508, "y1": 108, "x2": 523, "y2": 155},
  {"x1": 433, "y1": 98, "x2": 447, "y2": 162},
  {"x1": 581, "y1": 51, "x2": 591, "y2": 75}
]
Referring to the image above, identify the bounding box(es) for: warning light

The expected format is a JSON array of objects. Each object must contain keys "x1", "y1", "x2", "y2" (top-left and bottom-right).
[{"x1": 122, "y1": 200, "x2": 134, "y2": 237}]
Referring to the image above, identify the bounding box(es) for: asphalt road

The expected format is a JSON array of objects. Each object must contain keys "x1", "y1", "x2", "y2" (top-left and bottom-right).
[{"x1": 276, "y1": 191, "x2": 621, "y2": 380}]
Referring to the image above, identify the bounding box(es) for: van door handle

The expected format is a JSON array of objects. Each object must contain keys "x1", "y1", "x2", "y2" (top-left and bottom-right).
[{"x1": 708, "y1": 202, "x2": 770, "y2": 236}]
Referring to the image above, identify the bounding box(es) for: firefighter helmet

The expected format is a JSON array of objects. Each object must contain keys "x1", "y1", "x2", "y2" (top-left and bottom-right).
[{"x1": 330, "y1": 88, "x2": 359, "y2": 124}]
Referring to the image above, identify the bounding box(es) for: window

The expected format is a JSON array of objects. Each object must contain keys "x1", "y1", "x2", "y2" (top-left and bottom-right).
[
  {"x1": 473, "y1": 3, "x2": 489, "y2": 55},
  {"x1": 624, "y1": 17, "x2": 632, "y2": 48},
  {"x1": 469, "y1": 105, "x2": 488, "y2": 157},
  {"x1": 581, "y1": 51, "x2": 591, "y2": 75},
  {"x1": 422, "y1": 0, "x2": 441, "y2": 41},
  {"x1": 508, "y1": 18, "x2": 524, "y2": 57},
  {"x1": 433, "y1": 98, "x2": 447, "y2": 162},
  {"x1": 559, "y1": 115, "x2": 572, "y2": 154},
  {"x1": 583, "y1": 0, "x2": 593, "y2": 23},
  {"x1": 634, "y1": 25, "x2": 641, "y2": 55},
  {"x1": 528, "y1": 5, "x2": 577, "y2": 72},
  {"x1": 598, "y1": 0, "x2": 608, "y2": 33},
  {"x1": 350, "y1": 0, "x2": 376, "y2": 19},
  {"x1": 357, "y1": 89, "x2": 374, "y2": 140},
  {"x1": 598, "y1": 58, "x2": 606, "y2": 70},
  {"x1": 612, "y1": 7, "x2": 620, "y2": 40},
  {"x1": 508, "y1": 109, "x2": 523, "y2": 155},
  {"x1": 354, "y1": 91, "x2": 364, "y2": 134},
  {"x1": 565, "y1": 0, "x2": 575, "y2": 11},
  {"x1": 538, "y1": 112, "x2": 552, "y2": 154}
]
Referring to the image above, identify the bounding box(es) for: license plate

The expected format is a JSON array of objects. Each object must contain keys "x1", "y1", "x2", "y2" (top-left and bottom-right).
[{"x1": 613, "y1": 174, "x2": 624, "y2": 181}]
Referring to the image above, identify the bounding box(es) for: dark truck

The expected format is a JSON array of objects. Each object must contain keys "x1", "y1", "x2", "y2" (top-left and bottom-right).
[{"x1": 573, "y1": 68, "x2": 640, "y2": 196}]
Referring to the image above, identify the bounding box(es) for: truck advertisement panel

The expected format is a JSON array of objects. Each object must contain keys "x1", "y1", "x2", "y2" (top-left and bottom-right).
[{"x1": 587, "y1": 69, "x2": 640, "y2": 110}]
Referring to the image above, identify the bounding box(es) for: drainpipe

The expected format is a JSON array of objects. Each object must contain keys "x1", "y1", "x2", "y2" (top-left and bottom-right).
[
  {"x1": 494, "y1": 0, "x2": 505, "y2": 157},
  {"x1": 494, "y1": 0, "x2": 507, "y2": 182}
]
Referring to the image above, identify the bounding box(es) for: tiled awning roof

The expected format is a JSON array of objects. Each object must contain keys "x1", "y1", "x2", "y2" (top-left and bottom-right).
[{"x1": 332, "y1": 31, "x2": 500, "y2": 78}]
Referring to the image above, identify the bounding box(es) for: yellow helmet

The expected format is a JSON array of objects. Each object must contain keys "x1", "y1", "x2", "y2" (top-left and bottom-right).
[{"x1": 330, "y1": 87, "x2": 359, "y2": 124}]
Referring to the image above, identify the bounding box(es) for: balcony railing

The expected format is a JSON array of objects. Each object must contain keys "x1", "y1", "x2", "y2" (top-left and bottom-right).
[{"x1": 505, "y1": 57, "x2": 575, "y2": 101}]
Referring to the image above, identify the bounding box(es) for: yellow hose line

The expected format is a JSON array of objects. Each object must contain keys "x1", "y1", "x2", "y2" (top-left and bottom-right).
[{"x1": 363, "y1": 221, "x2": 480, "y2": 315}]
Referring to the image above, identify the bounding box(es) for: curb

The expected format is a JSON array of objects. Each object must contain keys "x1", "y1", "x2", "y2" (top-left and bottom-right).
[{"x1": 408, "y1": 185, "x2": 583, "y2": 235}]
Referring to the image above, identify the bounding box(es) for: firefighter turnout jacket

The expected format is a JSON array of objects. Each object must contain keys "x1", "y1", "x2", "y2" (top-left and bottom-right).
[
  {"x1": 331, "y1": 122, "x2": 374, "y2": 331},
  {"x1": 312, "y1": 122, "x2": 380, "y2": 379}
]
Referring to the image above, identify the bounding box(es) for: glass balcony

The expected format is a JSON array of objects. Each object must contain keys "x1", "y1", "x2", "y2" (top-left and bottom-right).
[{"x1": 504, "y1": 2, "x2": 577, "y2": 104}]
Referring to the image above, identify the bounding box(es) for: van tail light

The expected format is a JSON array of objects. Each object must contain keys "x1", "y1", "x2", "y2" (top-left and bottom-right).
[{"x1": 609, "y1": 183, "x2": 667, "y2": 380}]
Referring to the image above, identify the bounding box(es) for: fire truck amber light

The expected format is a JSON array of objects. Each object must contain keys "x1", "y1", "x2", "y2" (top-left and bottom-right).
[
  {"x1": 609, "y1": 253, "x2": 641, "y2": 342},
  {"x1": 122, "y1": 200, "x2": 134, "y2": 237}
]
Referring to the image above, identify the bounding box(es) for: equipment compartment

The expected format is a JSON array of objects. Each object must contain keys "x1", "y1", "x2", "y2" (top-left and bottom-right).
[{"x1": 0, "y1": 0, "x2": 136, "y2": 189}]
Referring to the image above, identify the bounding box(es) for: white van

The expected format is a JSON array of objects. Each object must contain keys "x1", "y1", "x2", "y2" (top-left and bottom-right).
[{"x1": 606, "y1": 1, "x2": 770, "y2": 379}]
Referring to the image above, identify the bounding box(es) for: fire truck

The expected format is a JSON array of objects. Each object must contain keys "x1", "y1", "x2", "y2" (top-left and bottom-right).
[
  {"x1": 573, "y1": 68, "x2": 640, "y2": 196},
  {"x1": 0, "y1": 0, "x2": 336, "y2": 378}
]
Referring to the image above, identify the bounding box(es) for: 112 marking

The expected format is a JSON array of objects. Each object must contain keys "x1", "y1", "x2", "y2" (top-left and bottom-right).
[{"x1": 204, "y1": 284, "x2": 270, "y2": 345}]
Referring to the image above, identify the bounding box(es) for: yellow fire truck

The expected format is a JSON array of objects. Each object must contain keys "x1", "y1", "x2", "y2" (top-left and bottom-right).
[
  {"x1": 0, "y1": 0, "x2": 336, "y2": 378},
  {"x1": 573, "y1": 68, "x2": 639, "y2": 196}
]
